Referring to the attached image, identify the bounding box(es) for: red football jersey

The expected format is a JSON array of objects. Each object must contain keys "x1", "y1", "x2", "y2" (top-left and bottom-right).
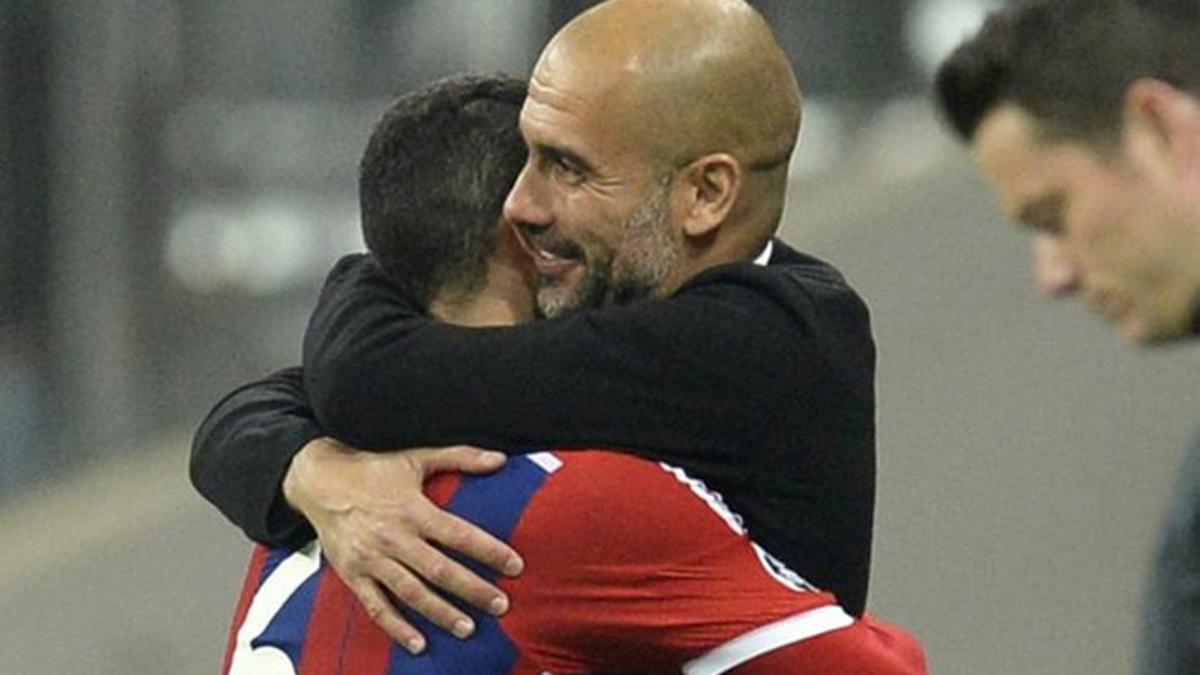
[{"x1": 224, "y1": 451, "x2": 926, "y2": 674}]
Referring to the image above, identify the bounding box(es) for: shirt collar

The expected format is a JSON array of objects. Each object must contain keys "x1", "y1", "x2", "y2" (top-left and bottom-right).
[{"x1": 753, "y1": 240, "x2": 774, "y2": 267}]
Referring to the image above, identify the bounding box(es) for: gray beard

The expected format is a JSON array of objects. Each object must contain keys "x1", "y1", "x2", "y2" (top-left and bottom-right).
[
  {"x1": 536, "y1": 258, "x2": 611, "y2": 319},
  {"x1": 535, "y1": 177, "x2": 677, "y2": 319}
]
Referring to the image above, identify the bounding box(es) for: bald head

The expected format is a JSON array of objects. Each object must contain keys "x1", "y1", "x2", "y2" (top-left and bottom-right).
[
  {"x1": 504, "y1": 0, "x2": 803, "y2": 308},
  {"x1": 537, "y1": 0, "x2": 802, "y2": 172}
]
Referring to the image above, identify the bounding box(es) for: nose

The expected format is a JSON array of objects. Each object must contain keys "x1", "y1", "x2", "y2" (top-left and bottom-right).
[
  {"x1": 503, "y1": 161, "x2": 553, "y2": 229},
  {"x1": 1031, "y1": 234, "x2": 1080, "y2": 296}
]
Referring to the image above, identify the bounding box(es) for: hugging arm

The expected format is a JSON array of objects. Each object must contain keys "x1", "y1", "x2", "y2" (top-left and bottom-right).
[
  {"x1": 303, "y1": 253, "x2": 830, "y2": 465},
  {"x1": 196, "y1": 244, "x2": 875, "y2": 637},
  {"x1": 190, "y1": 367, "x2": 522, "y2": 650},
  {"x1": 301, "y1": 251, "x2": 878, "y2": 616},
  {"x1": 190, "y1": 367, "x2": 320, "y2": 547}
]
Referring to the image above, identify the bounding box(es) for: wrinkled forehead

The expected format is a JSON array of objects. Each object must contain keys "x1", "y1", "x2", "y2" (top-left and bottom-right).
[{"x1": 521, "y1": 46, "x2": 657, "y2": 162}]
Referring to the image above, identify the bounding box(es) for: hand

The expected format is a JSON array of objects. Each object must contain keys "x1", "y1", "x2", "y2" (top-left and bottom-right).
[{"x1": 282, "y1": 438, "x2": 524, "y2": 654}]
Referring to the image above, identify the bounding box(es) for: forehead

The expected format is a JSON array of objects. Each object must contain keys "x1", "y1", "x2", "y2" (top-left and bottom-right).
[
  {"x1": 520, "y1": 74, "x2": 593, "y2": 141},
  {"x1": 519, "y1": 56, "x2": 646, "y2": 166}
]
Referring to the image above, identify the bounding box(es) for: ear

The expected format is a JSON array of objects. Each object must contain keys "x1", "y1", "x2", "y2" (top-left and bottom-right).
[
  {"x1": 675, "y1": 153, "x2": 741, "y2": 240},
  {"x1": 1124, "y1": 78, "x2": 1200, "y2": 179}
]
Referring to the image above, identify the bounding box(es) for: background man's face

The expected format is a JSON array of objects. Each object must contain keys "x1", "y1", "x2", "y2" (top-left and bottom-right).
[
  {"x1": 502, "y1": 63, "x2": 682, "y2": 318},
  {"x1": 972, "y1": 104, "x2": 1198, "y2": 344}
]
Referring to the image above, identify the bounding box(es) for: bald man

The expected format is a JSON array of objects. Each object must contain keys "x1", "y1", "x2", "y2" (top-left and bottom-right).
[{"x1": 192, "y1": 0, "x2": 896, "y2": 666}]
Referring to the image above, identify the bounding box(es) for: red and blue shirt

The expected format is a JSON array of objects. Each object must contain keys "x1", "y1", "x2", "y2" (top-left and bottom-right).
[{"x1": 223, "y1": 451, "x2": 925, "y2": 674}]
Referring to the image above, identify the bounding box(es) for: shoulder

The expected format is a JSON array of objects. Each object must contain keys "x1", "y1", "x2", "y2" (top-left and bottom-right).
[
  {"x1": 675, "y1": 241, "x2": 872, "y2": 341},
  {"x1": 311, "y1": 252, "x2": 428, "y2": 327}
]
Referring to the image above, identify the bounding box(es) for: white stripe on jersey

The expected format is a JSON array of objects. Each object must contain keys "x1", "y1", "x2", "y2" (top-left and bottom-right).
[
  {"x1": 656, "y1": 461, "x2": 816, "y2": 592},
  {"x1": 656, "y1": 463, "x2": 746, "y2": 535},
  {"x1": 526, "y1": 452, "x2": 563, "y2": 474},
  {"x1": 750, "y1": 542, "x2": 816, "y2": 593},
  {"x1": 227, "y1": 541, "x2": 323, "y2": 675},
  {"x1": 682, "y1": 605, "x2": 855, "y2": 675}
]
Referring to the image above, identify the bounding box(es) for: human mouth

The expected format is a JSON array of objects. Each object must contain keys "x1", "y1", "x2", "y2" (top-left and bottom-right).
[{"x1": 512, "y1": 224, "x2": 584, "y2": 278}]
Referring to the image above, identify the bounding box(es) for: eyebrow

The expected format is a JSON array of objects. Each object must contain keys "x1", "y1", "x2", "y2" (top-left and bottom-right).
[{"x1": 1016, "y1": 194, "x2": 1065, "y2": 231}]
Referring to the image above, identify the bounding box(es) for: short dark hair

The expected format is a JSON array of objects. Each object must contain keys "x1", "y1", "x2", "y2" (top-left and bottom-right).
[
  {"x1": 935, "y1": 0, "x2": 1199, "y2": 144},
  {"x1": 359, "y1": 74, "x2": 527, "y2": 307}
]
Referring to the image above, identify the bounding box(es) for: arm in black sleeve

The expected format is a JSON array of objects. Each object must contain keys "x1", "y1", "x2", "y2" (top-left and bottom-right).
[
  {"x1": 304, "y1": 251, "x2": 878, "y2": 615},
  {"x1": 190, "y1": 367, "x2": 322, "y2": 548},
  {"x1": 303, "y1": 251, "x2": 868, "y2": 468}
]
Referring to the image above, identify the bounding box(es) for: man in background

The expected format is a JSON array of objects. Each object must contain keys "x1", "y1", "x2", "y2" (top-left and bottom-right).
[{"x1": 935, "y1": 1, "x2": 1200, "y2": 672}]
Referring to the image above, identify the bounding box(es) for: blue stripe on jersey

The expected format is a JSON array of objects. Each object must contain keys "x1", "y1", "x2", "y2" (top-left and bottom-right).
[
  {"x1": 385, "y1": 455, "x2": 551, "y2": 674},
  {"x1": 251, "y1": 557, "x2": 324, "y2": 667},
  {"x1": 260, "y1": 546, "x2": 297, "y2": 584},
  {"x1": 453, "y1": 455, "x2": 553, "y2": 567}
]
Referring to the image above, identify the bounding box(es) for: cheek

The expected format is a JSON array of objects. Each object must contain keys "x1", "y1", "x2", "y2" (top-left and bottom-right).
[
  {"x1": 1067, "y1": 182, "x2": 1137, "y2": 254},
  {"x1": 565, "y1": 198, "x2": 627, "y2": 249},
  {"x1": 1075, "y1": 190, "x2": 1170, "y2": 288}
]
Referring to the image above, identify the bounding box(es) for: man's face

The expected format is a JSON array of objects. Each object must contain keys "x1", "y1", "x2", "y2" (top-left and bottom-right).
[
  {"x1": 972, "y1": 104, "x2": 1199, "y2": 344},
  {"x1": 502, "y1": 65, "x2": 682, "y2": 318}
]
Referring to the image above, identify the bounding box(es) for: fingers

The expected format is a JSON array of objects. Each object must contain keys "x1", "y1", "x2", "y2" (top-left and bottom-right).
[
  {"x1": 294, "y1": 443, "x2": 528, "y2": 647},
  {"x1": 415, "y1": 445, "x2": 507, "y2": 476},
  {"x1": 391, "y1": 536, "x2": 513, "y2": 621},
  {"x1": 417, "y1": 503, "x2": 524, "y2": 578},
  {"x1": 351, "y1": 578, "x2": 428, "y2": 654},
  {"x1": 325, "y1": 499, "x2": 521, "y2": 645},
  {"x1": 375, "y1": 558, "x2": 481, "y2": 639},
  {"x1": 349, "y1": 562, "x2": 497, "y2": 653},
  {"x1": 367, "y1": 547, "x2": 492, "y2": 638},
  {"x1": 348, "y1": 541, "x2": 508, "y2": 647}
]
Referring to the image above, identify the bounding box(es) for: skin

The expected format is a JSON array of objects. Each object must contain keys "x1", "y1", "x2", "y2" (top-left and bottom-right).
[
  {"x1": 504, "y1": 0, "x2": 802, "y2": 316},
  {"x1": 285, "y1": 0, "x2": 809, "y2": 652},
  {"x1": 971, "y1": 80, "x2": 1200, "y2": 344}
]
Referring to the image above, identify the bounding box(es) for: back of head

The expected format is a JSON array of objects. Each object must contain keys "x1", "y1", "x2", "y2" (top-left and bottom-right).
[
  {"x1": 359, "y1": 74, "x2": 527, "y2": 307},
  {"x1": 935, "y1": 0, "x2": 1200, "y2": 144}
]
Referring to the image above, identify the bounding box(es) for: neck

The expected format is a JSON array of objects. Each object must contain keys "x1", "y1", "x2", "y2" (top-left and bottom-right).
[
  {"x1": 429, "y1": 233, "x2": 537, "y2": 327},
  {"x1": 669, "y1": 224, "x2": 773, "y2": 294},
  {"x1": 430, "y1": 284, "x2": 531, "y2": 327}
]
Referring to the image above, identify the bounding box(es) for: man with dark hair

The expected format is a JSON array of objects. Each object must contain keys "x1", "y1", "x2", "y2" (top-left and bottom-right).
[
  {"x1": 217, "y1": 73, "x2": 924, "y2": 674},
  {"x1": 935, "y1": 1, "x2": 1200, "y2": 672},
  {"x1": 195, "y1": 0, "x2": 892, "y2": 664},
  {"x1": 358, "y1": 76, "x2": 527, "y2": 308}
]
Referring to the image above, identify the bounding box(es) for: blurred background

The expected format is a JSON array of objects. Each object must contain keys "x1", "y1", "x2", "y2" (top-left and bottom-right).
[{"x1": 2, "y1": 0, "x2": 1196, "y2": 673}]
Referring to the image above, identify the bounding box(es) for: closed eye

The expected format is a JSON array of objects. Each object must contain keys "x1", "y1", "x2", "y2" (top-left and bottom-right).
[
  {"x1": 533, "y1": 143, "x2": 592, "y2": 188},
  {"x1": 1017, "y1": 194, "x2": 1066, "y2": 236},
  {"x1": 550, "y1": 154, "x2": 586, "y2": 186}
]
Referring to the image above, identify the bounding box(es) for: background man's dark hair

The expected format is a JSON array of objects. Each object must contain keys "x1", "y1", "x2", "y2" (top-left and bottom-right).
[
  {"x1": 934, "y1": 0, "x2": 1199, "y2": 144},
  {"x1": 359, "y1": 74, "x2": 527, "y2": 307}
]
